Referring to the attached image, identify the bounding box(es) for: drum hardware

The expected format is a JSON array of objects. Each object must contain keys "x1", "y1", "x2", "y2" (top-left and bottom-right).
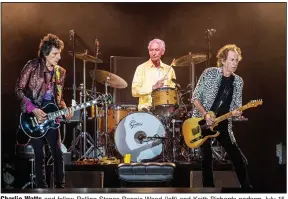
[
  {"x1": 69, "y1": 82, "x2": 96, "y2": 159},
  {"x1": 171, "y1": 119, "x2": 176, "y2": 162},
  {"x1": 15, "y1": 144, "x2": 36, "y2": 189},
  {"x1": 104, "y1": 76, "x2": 110, "y2": 156},
  {"x1": 67, "y1": 30, "x2": 81, "y2": 159},
  {"x1": 90, "y1": 38, "x2": 103, "y2": 159},
  {"x1": 143, "y1": 135, "x2": 169, "y2": 162},
  {"x1": 67, "y1": 31, "x2": 103, "y2": 159},
  {"x1": 89, "y1": 69, "x2": 128, "y2": 158}
]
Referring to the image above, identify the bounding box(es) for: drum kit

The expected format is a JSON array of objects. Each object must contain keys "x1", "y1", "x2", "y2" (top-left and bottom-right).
[
  {"x1": 65, "y1": 51, "x2": 230, "y2": 164},
  {"x1": 66, "y1": 30, "x2": 229, "y2": 164}
]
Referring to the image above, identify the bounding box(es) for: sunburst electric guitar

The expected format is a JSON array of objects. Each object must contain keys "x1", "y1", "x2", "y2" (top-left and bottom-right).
[{"x1": 182, "y1": 99, "x2": 263, "y2": 148}]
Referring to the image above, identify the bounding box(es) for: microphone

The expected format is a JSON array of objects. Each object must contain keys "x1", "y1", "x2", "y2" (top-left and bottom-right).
[
  {"x1": 206, "y1": 29, "x2": 216, "y2": 36},
  {"x1": 69, "y1": 29, "x2": 75, "y2": 40},
  {"x1": 95, "y1": 38, "x2": 100, "y2": 58},
  {"x1": 95, "y1": 39, "x2": 99, "y2": 46},
  {"x1": 95, "y1": 39, "x2": 100, "y2": 53}
]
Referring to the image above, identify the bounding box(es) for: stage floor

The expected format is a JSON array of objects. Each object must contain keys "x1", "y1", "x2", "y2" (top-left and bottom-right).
[
  {"x1": 64, "y1": 161, "x2": 234, "y2": 188},
  {"x1": 2, "y1": 187, "x2": 257, "y2": 193}
]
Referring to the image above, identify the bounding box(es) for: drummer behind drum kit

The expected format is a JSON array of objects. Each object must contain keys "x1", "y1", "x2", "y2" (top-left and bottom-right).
[{"x1": 66, "y1": 31, "x2": 229, "y2": 164}]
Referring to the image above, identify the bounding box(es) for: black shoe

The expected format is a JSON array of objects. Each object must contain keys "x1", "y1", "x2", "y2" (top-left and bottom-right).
[
  {"x1": 55, "y1": 184, "x2": 65, "y2": 188},
  {"x1": 241, "y1": 184, "x2": 253, "y2": 189},
  {"x1": 37, "y1": 184, "x2": 48, "y2": 188}
]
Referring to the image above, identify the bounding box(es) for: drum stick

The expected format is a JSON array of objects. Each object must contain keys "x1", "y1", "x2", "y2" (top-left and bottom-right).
[{"x1": 163, "y1": 58, "x2": 176, "y2": 80}]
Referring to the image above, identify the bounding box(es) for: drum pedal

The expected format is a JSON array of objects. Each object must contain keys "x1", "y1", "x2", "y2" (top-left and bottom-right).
[{"x1": 99, "y1": 156, "x2": 120, "y2": 165}]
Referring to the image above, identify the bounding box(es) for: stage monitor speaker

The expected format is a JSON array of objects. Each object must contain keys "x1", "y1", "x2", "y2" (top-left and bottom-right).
[
  {"x1": 110, "y1": 56, "x2": 192, "y2": 105},
  {"x1": 65, "y1": 171, "x2": 104, "y2": 188},
  {"x1": 190, "y1": 171, "x2": 240, "y2": 188}
]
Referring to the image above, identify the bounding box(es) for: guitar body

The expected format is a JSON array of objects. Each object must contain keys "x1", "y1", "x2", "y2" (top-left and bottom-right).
[
  {"x1": 20, "y1": 103, "x2": 60, "y2": 139},
  {"x1": 16, "y1": 127, "x2": 31, "y2": 145},
  {"x1": 182, "y1": 112, "x2": 220, "y2": 148}
]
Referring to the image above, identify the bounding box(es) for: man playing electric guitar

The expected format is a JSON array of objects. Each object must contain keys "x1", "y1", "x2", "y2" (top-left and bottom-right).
[
  {"x1": 15, "y1": 34, "x2": 73, "y2": 188},
  {"x1": 191, "y1": 44, "x2": 252, "y2": 188}
]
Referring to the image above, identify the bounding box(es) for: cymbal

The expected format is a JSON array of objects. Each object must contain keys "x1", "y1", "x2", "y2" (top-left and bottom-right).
[
  {"x1": 89, "y1": 69, "x2": 128, "y2": 89},
  {"x1": 172, "y1": 53, "x2": 212, "y2": 66},
  {"x1": 68, "y1": 51, "x2": 103, "y2": 63}
]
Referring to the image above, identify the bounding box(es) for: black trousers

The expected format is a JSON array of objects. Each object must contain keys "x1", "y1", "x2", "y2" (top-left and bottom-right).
[
  {"x1": 200, "y1": 129, "x2": 252, "y2": 188},
  {"x1": 30, "y1": 127, "x2": 64, "y2": 188}
]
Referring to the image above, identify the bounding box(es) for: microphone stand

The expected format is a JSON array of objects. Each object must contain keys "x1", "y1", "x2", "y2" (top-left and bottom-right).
[
  {"x1": 206, "y1": 34, "x2": 210, "y2": 68},
  {"x1": 205, "y1": 29, "x2": 214, "y2": 68},
  {"x1": 145, "y1": 136, "x2": 169, "y2": 162},
  {"x1": 68, "y1": 29, "x2": 79, "y2": 159},
  {"x1": 70, "y1": 30, "x2": 76, "y2": 101},
  {"x1": 92, "y1": 39, "x2": 99, "y2": 158}
]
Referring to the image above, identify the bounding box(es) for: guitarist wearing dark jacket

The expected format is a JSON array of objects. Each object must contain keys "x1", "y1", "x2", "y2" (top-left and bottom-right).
[
  {"x1": 15, "y1": 33, "x2": 73, "y2": 188},
  {"x1": 191, "y1": 44, "x2": 252, "y2": 189}
]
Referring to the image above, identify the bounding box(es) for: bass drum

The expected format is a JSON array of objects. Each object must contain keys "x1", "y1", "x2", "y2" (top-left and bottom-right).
[{"x1": 114, "y1": 112, "x2": 166, "y2": 162}]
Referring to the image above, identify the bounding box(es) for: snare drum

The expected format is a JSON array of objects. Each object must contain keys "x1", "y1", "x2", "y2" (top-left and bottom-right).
[
  {"x1": 152, "y1": 87, "x2": 179, "y2": 117},
  {"x1": 98, "y1": 104, "x2": 137, "y2": 133}
]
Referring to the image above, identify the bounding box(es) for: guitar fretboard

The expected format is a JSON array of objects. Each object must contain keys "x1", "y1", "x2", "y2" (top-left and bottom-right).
[
  {"x1": 215, "y1": 104, "x2": 252, "y2": 124},
  {"x1": 47, "y1": 94, "x2": 110, "y2": 120}
]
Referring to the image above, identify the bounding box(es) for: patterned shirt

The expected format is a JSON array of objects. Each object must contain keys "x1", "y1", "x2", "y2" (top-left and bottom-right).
[{"x1": 191, "y1": 67, "x2": 244, "y2": 141}]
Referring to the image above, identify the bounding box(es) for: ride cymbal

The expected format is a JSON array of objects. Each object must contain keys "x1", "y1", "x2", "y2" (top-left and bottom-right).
[
  {"x1": 68, "y1": 51, "x2": 103, "y2": 63},
  {"x1": 89, "y1": 69, "x2": 128, "y2": 89},
  {"x1": 172, "y1": 53, "x2": 211, "y2": 66}
]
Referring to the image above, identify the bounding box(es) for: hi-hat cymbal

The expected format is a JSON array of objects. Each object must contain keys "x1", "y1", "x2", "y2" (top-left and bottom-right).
[
  {"x1": 68, "y1": 51, "x2": 103, "y2": 63},
  {"x1": 89, "y1": 69, "x2": 128, "y2": 89},
  {"x1": 172, "y1": 53, "x2": 211, "y2": 66}
]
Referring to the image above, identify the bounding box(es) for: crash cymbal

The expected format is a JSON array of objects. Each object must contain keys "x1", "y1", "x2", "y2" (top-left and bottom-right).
[
  {"x1": 89, "y1": 69, "x2": 128, "y2": 89},
  {"x1": 68, "y1": 51, "x2": 103, "y2": 63},
  {"x1": 172, "y1": 53, "x2": 212, "y2": 66}
]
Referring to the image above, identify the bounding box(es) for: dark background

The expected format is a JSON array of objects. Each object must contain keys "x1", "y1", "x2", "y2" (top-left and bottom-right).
[{"x1": 1, "y1": 3, "x2": 286, "y2": 192}]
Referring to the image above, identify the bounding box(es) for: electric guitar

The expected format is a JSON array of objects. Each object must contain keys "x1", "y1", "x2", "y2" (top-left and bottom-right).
[
  {"x1": 19, "y1": 93, "x2": 112, "y2": 139},
  {"x1": 182, "y1": 99, "x2": 263, "y2": 148}
]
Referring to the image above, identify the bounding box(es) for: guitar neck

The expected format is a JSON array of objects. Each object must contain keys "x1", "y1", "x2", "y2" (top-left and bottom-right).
[
  {"x1": 215, "y1": 104, "x2": 250, "y2": 123},
  {"x1": 48, "y1": 97, "x2": 104, "y2": 120}
]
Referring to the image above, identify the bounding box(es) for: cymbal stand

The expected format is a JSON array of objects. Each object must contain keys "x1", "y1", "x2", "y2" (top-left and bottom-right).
[
  {"x1": 91, "y1": 39, "x2": 101, "y2": 158},
  {"x1": 172, "y1": 119, "x2": 176, "y2": 162},
  {"x1": 79, "y1": 50, "x2": 95, "y2": 158},
  {"x1": 67, "y1": 29, "x2": 80, "y2": 159},
  {"x1": 187, "y1": 55, "x2": 196, "y2": 162},
  {"x1": 103, "y1": 76, "x2": 110, "y2": 157}
]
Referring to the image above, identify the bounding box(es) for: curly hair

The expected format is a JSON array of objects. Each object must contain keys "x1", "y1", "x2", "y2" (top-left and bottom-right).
[
  {"x1": 38, "y1": 33, "x2": 64, "y2": 58},
  {"x1": 216, "y1": 44, "x2": 242, "y2": 67}
]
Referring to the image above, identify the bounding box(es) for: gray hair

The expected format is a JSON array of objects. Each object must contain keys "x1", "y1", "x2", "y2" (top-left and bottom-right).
[{"x1": 148, "y1": 38, "x2": 165, "y2": 53}]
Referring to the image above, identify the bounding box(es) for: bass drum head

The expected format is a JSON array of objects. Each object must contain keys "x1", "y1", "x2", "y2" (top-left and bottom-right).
[{"x1": 114, "y1": 112, "x2": 165, "y2": 162}]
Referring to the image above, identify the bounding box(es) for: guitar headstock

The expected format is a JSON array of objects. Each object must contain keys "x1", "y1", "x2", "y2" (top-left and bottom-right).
[{"x1": 247, "y1": 99, "x2": 263, "y2": 108}]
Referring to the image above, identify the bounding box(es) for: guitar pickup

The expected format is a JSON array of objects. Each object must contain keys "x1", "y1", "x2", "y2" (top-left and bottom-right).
[
  {"x1": 192, "y1": 126, "x2": 200, "y2": 135},
  {"x1": 30, "y1": 117, "x2": 38, "y2": 127}
]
